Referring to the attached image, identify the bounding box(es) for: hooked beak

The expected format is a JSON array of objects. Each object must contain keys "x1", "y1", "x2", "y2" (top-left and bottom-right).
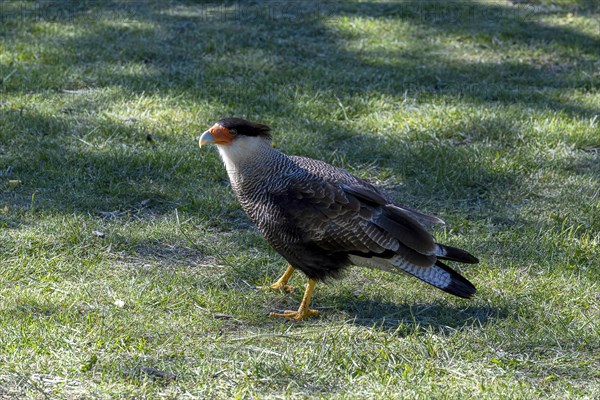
[
  {"x1": 199, "y1": 124, "x2": 235, "y2": 148},
  {"x1": 199, "y1": 130, "x2": 214, "y2": 148}
]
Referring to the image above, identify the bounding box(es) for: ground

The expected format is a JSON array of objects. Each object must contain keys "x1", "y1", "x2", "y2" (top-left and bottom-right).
[{"x1": 0, "y1": 0, "x2": 598, "y2": 398}]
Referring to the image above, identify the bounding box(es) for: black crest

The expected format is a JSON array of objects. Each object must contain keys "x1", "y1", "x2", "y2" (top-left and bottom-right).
[{"x1": 216, "y1": 118, "x2": 272, "y2": 139}]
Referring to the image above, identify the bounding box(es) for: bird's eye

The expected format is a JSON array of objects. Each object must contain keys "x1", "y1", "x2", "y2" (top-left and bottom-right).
[{"x1": 229, "y1": 129, "x2": 237, "y2": 136}]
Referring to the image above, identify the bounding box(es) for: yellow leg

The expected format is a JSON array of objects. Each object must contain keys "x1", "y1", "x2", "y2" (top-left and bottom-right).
[
  {"x1": 269, "y1": 278, "x2": 319, "y2": 321},
  {"x1": 257, "y1": 265, "x2": 296, "y2": 293}
]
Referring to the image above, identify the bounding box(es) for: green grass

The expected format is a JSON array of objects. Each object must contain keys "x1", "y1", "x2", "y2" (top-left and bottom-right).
[{"x1": 1, "y1": 0, "x2": 598, "y2": 398}]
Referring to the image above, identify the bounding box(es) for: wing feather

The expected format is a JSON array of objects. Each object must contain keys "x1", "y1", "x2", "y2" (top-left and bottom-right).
[{"x1": 273, "y1": 169, "x2": 437, "y2": 260}]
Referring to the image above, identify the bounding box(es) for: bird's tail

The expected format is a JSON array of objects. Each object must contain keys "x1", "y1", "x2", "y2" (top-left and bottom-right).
[
  {"x1": 386, "y1": 251, "x2": 477, "y2": 299},
  {"x1": 349, "y1": 243, "x2": 478, "y2": 299}
]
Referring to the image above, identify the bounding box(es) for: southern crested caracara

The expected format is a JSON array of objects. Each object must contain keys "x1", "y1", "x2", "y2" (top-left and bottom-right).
[{"x1": 199, "y1": 118, "x2": 478, "y2": 320}]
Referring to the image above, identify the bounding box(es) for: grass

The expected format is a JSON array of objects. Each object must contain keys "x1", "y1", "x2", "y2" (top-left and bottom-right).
[{"x1": 0, "y1": 0, "x2": 598, "y2": 398}]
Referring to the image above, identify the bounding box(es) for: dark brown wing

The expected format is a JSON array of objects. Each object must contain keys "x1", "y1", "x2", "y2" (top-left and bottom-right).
[{"x1": 272, "y1": 173, "x2": 437, "y2": 268}]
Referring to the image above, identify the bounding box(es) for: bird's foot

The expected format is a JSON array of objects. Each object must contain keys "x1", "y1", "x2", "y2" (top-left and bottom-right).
[
  {"x1": 256, "y1": 282, "x2": 295, "y2": 293},
  {"x1": 269, "y1": 307, "x2": 319, "y2": 321}
]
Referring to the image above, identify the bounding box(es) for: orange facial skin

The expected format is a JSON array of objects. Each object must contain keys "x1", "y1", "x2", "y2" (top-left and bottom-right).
[{"x1": 209, "y1": 124, "x2": 236, "y2": 145}]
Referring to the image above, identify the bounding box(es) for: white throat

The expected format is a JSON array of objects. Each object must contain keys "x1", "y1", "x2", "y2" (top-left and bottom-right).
[{"x1": 216, "y1": 136, "x2": 274, "y2": 176}]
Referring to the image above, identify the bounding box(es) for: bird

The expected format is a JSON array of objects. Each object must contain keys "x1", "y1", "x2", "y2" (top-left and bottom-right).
[{"x1": 199, "y1": 118, "x2": 478, "y2": 320}]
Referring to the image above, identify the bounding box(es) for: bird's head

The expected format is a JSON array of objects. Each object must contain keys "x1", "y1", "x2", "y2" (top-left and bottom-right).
[{"x1": 199, "y1": 118, "x2": 271, "y2": 148}]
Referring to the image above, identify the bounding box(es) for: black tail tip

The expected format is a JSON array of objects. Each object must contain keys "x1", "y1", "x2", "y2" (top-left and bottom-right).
[
  {"x1": 438, "y1": 244, "x2": 479, "y2": 264},
  {"x1": 446, "y1": 278, "x2": 477, "y2": 299},
  {"x1": 436, "y1": 260, "x2": 477, "y2": 299}
]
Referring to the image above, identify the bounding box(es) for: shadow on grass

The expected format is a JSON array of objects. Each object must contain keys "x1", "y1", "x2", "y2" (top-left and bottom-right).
[
  {"x1": 255, "y1": 285, "x2": 506, "y2": 334},
  {"x1": 2, "y1": 1, "x2": 598, "y2": 112},
  {"x1": 342, "y1": 299, "x2": 506, "y2": 335}
]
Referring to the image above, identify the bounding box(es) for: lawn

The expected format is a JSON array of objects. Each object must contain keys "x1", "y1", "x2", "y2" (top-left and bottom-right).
[{"x1": 0, "y1": 0, "x2": 598, "y2": 398}]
